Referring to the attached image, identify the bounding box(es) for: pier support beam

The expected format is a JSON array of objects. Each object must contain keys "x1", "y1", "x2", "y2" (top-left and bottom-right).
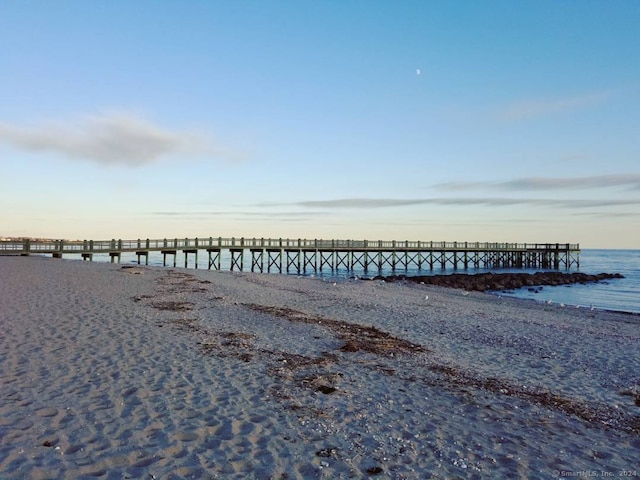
[
  {"x1": 183, "y1": 249, "x2": 198, "y2": 269},
  {"x1": 161, "y1": 250, "x2": 177, "y2": 267},
  {"x1": 407, "y1": 252, "x2": 422, "y2": 270},
  {"x1": 230, "y1": 248, "x2": 244, "y2": 271},
  {"x1": 109, "y1": 252, "x2": 121, "y2": 264},
  {"x1": 395, "y1": 252, "x2": 409, "y2": 270},
  {"x1": 319, "y1": 251, "x2": 334, "y2": 272},
  {"x1": 351, "y1": 252, "x2": 367, "y2": 271},
  {"x1": 267, "y1": 249, "x2": 282, "y2": 273},
  {"x1": 335, "y1": 252, "x2": 350, "y2": 270},
  {"x1": 302, "y1": 249, "x2": 317, "y2": 273},
  {"x1": 207, "y1": 248, "x2": 221, "y2": 270},
  {"x1": 136, "y1": 251, "x2": 149, "y2": 265},
  {"x1": 370, "y1": 252, "x2": 383, "y2": 271},
  {"x1": 285, "y1": 249, "x2": 300, "y2": 274},
  {"x1": 251, "y1": 249, "x2": 264, "y2": 273},
  {"x1": 378, "y1": 252, "x2": 394, "y2": 270}
]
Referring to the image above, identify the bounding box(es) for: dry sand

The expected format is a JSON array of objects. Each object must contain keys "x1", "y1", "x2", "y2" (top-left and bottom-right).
[{"x1": 0, "y1": 256, "x2": 639, "y2": 479}]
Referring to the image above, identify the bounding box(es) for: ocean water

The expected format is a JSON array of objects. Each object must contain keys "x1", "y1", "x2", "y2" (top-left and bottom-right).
[
  {"x1": 491, "y1": 249, "x2": 640, "y2": 315},
  {"x1": 64, "y1": 248, "x2": 639, "y2": 315}
]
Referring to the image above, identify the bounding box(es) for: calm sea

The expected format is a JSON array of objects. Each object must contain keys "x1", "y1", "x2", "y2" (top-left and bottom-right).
[
  {"x1": 66, "y1": 248, "x2": 640, "y2": 315},
  {"x1": 489, "y1": 249, "x2": 640, "y2": 315}
]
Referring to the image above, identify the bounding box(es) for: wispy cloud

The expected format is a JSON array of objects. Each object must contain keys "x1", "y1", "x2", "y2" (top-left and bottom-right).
[
  {"x1": 0, "y1": 111, "x2": 237, "y2": 166},
  {"x1": 435, "y1": 174, "x2": 640, "y2": 192},
  {"x1": 260, "y1": 197, "x2": 640, "y2": 210},
  {"x1": 293, "y1": 199, "x2": 430, "y2": 209},
  {"x1": 498, "y1": 91, "x2": 611, "y2": 121},
  {"x1": 152, "y1": 211, "x2": 329, "y2": 218},
  {"x1": 573, "y1": 211, "x2": 640, "y2": 218}
]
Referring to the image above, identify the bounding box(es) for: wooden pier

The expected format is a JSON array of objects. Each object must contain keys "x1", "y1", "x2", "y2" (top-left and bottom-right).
[{"x1": 0, "y1": 237, "x2": 580, "y2": 273}]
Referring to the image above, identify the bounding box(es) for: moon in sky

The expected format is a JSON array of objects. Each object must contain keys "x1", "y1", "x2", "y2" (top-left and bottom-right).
[{"x1": 416, "y1": 68, "x2": 421, "y2": 75}]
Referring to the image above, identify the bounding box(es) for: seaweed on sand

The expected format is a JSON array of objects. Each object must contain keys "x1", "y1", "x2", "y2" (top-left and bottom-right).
[
  {"x1": 244, "y1": 304, "x2": 426, "y2": 356},
  {"x1": 150, "y1": 301, "x2": 195, "y2": 311},
  {"x1": 428, "y1": 364, "x2": 640, "y2": 435}
]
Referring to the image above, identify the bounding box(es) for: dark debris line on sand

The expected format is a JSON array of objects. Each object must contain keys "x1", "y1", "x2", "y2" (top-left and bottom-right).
[
  {"x1": 245, "y1": 304, "x2": 640, "y2": 436},
  {"x1": 426, "y1": 365, "x2": 640, "y2": 436},
  {"x1": 243, "y1": 304, "x2": 426, "y2": 355},
  {"x1": 131, "y1": 267, "x2": 640, "y2": 437}
]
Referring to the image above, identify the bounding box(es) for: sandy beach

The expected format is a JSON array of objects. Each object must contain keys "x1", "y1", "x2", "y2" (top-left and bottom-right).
[{"x1": 1, "y1": 256, "x2": 638, "y2": 479}]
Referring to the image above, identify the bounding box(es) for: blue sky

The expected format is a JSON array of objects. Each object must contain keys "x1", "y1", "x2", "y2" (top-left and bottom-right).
[{"x1": 1, "y1": 1, "x2": 639, "y2": 248}]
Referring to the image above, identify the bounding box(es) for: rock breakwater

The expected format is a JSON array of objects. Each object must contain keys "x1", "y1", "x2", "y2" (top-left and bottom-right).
[{"x1": 373, "y1": 271, "x2": 624, "y2": 292}]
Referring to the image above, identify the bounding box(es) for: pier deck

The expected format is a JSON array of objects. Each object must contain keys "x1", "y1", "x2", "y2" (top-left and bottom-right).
[{"x1": 0, "y1": 237, "x2": 580, "y2": 273}]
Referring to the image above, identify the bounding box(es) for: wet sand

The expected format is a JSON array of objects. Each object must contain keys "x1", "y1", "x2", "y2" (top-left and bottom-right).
[{"x1": 1, "y1": 256, "x2": 639, "y2": 479}]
